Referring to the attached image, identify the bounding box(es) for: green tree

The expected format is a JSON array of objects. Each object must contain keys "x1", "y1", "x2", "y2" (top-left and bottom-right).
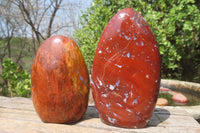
[{"x1": 74, "y1": 0, "x2": 200, "y2": 82}]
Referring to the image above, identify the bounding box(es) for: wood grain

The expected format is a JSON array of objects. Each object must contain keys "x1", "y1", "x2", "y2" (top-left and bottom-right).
[{"x1": 0, "y1": 96, "x2": 199, "y2": 133}]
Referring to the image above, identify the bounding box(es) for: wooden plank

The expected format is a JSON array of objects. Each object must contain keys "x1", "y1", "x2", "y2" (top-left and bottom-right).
[{"x1": 0, "y1": 96, "x2": 199, "y2": 133}]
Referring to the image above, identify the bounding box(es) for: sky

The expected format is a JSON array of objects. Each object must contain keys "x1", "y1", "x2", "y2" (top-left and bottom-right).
[
  {"x1": 0, "y1": 0, "x2": 93, "y2": 38},
  {"x1": 56, "y1": 0, "x2": 93, "y2": 37}
]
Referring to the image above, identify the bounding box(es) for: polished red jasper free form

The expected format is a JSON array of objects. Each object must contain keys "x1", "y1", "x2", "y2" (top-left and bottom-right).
[
  {"x1": 31, "y1": 35, "x2": 89, "y2": 123},
  {"x1": 91, "y1": 8, "x2": 161, "y2": 128}
]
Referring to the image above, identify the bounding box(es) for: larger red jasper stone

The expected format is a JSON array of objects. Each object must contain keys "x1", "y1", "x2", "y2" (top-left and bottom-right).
[
  {"x1": 91, "y1": 8, "x2": 161, "y2": 128},
  {"x1": 31, "y1": 35, "x2": 89, "y2": 123}
]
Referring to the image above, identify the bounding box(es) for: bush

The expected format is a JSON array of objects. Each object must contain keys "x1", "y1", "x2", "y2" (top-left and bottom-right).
[
  {"x1": 74, "y1": 0, "x2": 200, "y2": 82},
  {"x1": 0, "y1": 58, "x2": 31, "y2": 97}
]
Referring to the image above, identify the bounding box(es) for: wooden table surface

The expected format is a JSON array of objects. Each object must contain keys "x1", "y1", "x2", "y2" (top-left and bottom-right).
[{"x1": 0, "y1": 96, "x2": 199, "y2": 133}]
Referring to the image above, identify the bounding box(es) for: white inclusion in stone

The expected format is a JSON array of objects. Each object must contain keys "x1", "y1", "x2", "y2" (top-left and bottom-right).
[
  {"x1": 109, "y1": 84, "x2": 115, "y2": 90},
  {"x1": 140, "y1": 41, "x2": 144, "y2": 46},
  {"x1": 130, "y1": 91, "x2": 133, "y2": 97},
  {"x1": 108, "y1": 117, "x2": 116, "y2": 124},
  {"x1": 115, "y1": 64, "x2": 122, "y2": 68},
  {"x1": 137, "y1": 22, "x2": 141, "y2": 27},
  {"x1": 123, "y1": 93, "x2": 129, "y2": 103},
  {"x1": 79, "y1": 75, "x2": 84, "y2": 82},
  {"x1": 130, "y1": 16, "x2": 135, "y2": 21},
  {"x1": 115, "y1": 80, "x2": 120, "y2": 86},
  {"x1": 131, "y1": 84, "x2": 133, "y2": 88},
  {"x1": 116, "y1": 103, "x2": 123, "y2": 107},
  {"x1": 126, "y1": 53, "x2": 130, "y2": 58},
  {"x1": 113, "y1": 113, "x2": 117, "y2": 117},
  {"x1": 106, "y1": 47, "x2": 111, "y2": 53},
  {"x1": 108, "y1": 79, "x2": 120, "y2": 91},
  {"x1": 136, "y1": 42, "x2": 139, "y2": 46},
  {"x1": 106, "y1": 103, "x2": 111, "y2": 109},
  {"x1": 155, "y1": 80, "x2": 158, "y2": 83},
  {"x1": 99, "y1": 102, "x2": 104, "y2": 106},
  {"x1": 117, "y1": 29, "x2": 120, "y2": 32},
  {"x1": 152, "y1": 48, "x2": 154, "y2": 52},
  {"x1": 118, "y1": 12, "x2": 129, "y2": 19},
  {"x1": 110, "y1": 38, "x2": 112, "y2": 40},
  {"x1": 97, "y1": 77, "x2": 103, "y2": 86},
  {"x1": 133, "y1": 36, "x2": 137, "y2": 40},
  {"x1": 146, "y1": 74, "x2": 149, "y2": 79},
  {"x1": 126, "y1": 108, "x2": 132, "y2": 113},
  {"x1": 102, "y1": 94, "x2": 108, "y2": 98},
  {"x1": 136, "y1": 112, "x2": 141, "y2": 115},
  {"x1": 98, "y1": 50, "x2": 102, "y2": 54},
  {"x1": 131, "y1": 55, "x2": 135, "y2": 59},
  {"x1": 132, "y1": 96, "x2": 140, "y2": 105},
  {"x1": 125, "y1": 35, "x2": 131, "y2": 40}
]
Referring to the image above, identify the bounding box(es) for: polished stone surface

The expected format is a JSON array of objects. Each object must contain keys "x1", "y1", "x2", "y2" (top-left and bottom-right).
[
  {"x1": 91, "y1": 8, "x2": 161, "y2": 128},
  {"x1": 31, "y1": 35, "x2": 89, "y2": 123}
]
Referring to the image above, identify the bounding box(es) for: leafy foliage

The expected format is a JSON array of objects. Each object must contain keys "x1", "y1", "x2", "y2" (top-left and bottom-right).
[
  {"x1": 0, "y1": 37, "x2": 34, "y2": 74},
  {"x1": 74, "y1": 0, "x2": 200, "y2": 82},
  {"x1": 0, "y1": 58, "x2": 31, "y2": 97}
]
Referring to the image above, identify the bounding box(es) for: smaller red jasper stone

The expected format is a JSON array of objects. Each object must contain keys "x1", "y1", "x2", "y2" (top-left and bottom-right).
[
  {"x1": 31, "y1": 35, "x2": 89, "y2": 123},
  {"x1": 172, "y1": 93, "x2": 188, "y2": 103},
  {"x1": 91, "y1": 8, "x2": 161, "y2": 128}
]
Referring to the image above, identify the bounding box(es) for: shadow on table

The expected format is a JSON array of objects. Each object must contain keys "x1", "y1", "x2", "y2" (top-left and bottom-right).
[
  {"x1": 68, "y1": 105, "x2": 170, "y2": 127},
  {"x1": 82, "y1": 106, "x2": 171, "y2": 127},
  {"x1": 83, "y1": 105, "x2": 99, "y2": 119},
  {"x1": 147, "y1": 107, "x2": 171, "y2": 127},
  {"x1": 67, "y1": 105, "x2": 99, "y2": 125}
]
